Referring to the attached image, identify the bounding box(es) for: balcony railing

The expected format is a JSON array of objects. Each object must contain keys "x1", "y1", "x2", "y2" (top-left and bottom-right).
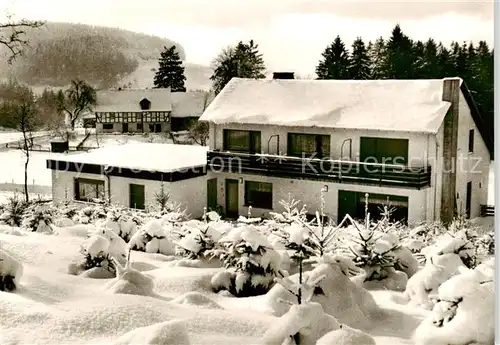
[{"x1": 207, "y1": 151, "x2": 432, "y2": 189}]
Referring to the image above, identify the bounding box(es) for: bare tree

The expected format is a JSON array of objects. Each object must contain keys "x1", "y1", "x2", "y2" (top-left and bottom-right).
[
  {"x1": 58, "y1": 79, "x2": 97, "y2": 131},
  {"x1": 0, "y1": 15, "x2": 44, "y2": 63},
  {"x1": 187, "y1": 91, "x2": 211, "y2": 146},
  {"x1": 11, "y1": 88, "x2": 38, "y2": 202}
]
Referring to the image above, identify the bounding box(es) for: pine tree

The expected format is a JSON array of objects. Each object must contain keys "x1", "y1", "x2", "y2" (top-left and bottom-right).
[
  {"x1": 316, "y1": 36, "x2": 350, "y2": 79},
  {"x1": 153, "y1": 45, "x2": 186, "y2": 92},
  {"x1": 412, "y1": 40, "x2": 426, "y2": 78},
  {"x1": 210, "y1": 40, "x2": 266, "y2": 95},
  {"x1": 368, "y1": 37, "x2": 387, "y2": 79},
  {"x1": 384, "y1": 24, "x2": 415, "y2": 78},
  {"x1": 421, "y1": 39, "x2": 440, "y2": 78},
  {"x1": 348, "y1": 37, "x2": 371, "y2": 79},
  {"x1": 450, "y1": 41, "x2": 468, "y2": 78},
  {"x1": 436, "y1": 44, "x2": 455, "y2": 78}
]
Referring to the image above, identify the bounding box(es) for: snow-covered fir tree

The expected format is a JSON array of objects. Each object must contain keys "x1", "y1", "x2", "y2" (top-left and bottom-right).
[{"x1": 153, "y1": 45, "x2": 186, "y2": 92}]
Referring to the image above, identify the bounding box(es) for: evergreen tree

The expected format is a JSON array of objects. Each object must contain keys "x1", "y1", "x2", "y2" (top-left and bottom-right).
[
  {"x1": 316, "y1": 36, "x2": 350, "y2": 79},
  {"x1": 153, "y1": 45, "x2": 186, "y2": 92},
  {"x1": 368, "y1": 37, "x2": 387, "y2": 79},
  {"x1": 210, "y1": 40, "x2": 266, "y2": 95},
  {"x1": 421, "y1": 39, "x2": 440, "y2": 78},
  {"x1": 348, "y1": 37, "x2": 372, "y2": 79},
  {"x1": 412, "y1": 40, "x2": 426, "y2": 78},
  {"x1": 450, "y1": 41, "x2": 468, "y2": 78},
  {"x1": 384, "y1": 24, "x2": 415, "y2": 78},
  {"x1": 436, "y1": 44, "x2": 455, "y2": 78}
]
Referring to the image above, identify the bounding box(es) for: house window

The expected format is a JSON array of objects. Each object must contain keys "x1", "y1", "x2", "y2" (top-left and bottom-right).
[
  {"x1": 244, "y1": 181, "x2": 272, "y2": 209},
  {"x1": 360, "y1": 137, "x2": 409, "y2": 165},
  {"x1": 468, "y1": 129, "x2": 474, "y2": 153},
  {"x1": 223, "y1": 129, "x2": 261, "y2": 153},
  {"x1": 74, "y1": 178, "x2": 105, "y2": 202},
  {"x1": 288, "y1": 133, "x2": 330, "y2": 158},
  {"x1": 140, "y1": 98, "x2": 151, "y2": 110},
  {"x1": 103, "y1": 123, "x2": 113, "y2": 130}
]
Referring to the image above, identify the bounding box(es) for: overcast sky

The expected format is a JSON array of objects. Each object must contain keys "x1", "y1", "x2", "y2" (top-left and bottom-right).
[{"x1": 2, "y1": 0, "x2": 494, "y2": 75}]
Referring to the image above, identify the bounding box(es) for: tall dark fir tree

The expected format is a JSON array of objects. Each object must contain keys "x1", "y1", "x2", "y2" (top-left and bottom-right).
[
  {"x1": 348, "y1": 37, "x2": 371, "y2": 79},
  {"x1": 153, "y1": 45, "x2": 186, "y2": 92},
  {"x1": 384, "y1": 24, "x2": 415, "y2": 78},
  {"x1": 316, "y1": 36, "x2": 350, "y2": 79}
]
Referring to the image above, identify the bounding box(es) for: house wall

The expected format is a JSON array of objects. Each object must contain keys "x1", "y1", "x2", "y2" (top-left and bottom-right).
[
  {"x1": 207, "y1": 171, "x2": 429, "y2": 224},
  {"x1": 211, "y1": 123, "x2": 432, "y2": 166},
  {"x1": 453, "y1": 91, "x2": 490, "y2": 218},
  {"x1": 51, "y1": 170, "x2": 206, "y2": 218},
  {"x1": 96, "y1": 122, "x2": 171, "y2": 133}
]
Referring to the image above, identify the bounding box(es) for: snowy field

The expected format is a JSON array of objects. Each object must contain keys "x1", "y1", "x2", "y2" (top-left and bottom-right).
[
  {"x1": 0, "y1": 150, "x2": 70, "y2": 187},
  {"x1": 0, "y1": 203, "x2": 495, "y2": 345}
]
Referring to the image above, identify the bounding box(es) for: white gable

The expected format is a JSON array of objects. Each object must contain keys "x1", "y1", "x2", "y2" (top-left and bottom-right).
[{"x1": 200, "y1": 78, "x2": 452, "y2": 134}]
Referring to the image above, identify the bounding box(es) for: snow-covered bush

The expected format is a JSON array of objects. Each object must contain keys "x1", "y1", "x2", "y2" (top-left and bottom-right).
[
  {"x1": 405, "y1": 254, "x2": 466, "y2": 309},
  {"x1": 106, "y1": 257, "x2": 155, "y2": 296},
  {"x1": 71, "y1": 231, "x2": 128, "y2": 276},
  {"x1": 174, "y1": 219, "x2": 226, "y2": 260},
  {"x1": 128, "y1": 218, "x2": 175, "y2": 255},
  {"x1": 0, "y1": 194, "x2": 27, "y2": 227},
  {"x1": 413, "y1": 262, "x2": 494, "y2": 345},
  {"x1": 0, "y1": 247, "x2": 23, "y2": 292},
  {"x1": 420, "y1": 232, "x2": 477, "y2": 268},
  {"x1": 271, "y1": 190, "x2": 342, "y2": 275},
  {"x1": 21, "y1": 203, "x2": 55, "y2": 233},
  {"x1": 266, "y1": 254, "x2": 380, "y2": 329},
  {"x1": 343, "y1": 217, "x2": 410, "y2": 291},
  {"x1": 262, "y1": 302, "x2": 339, "y2": 345},
  {"x1": 98, "y1": 206, "x2": 140, "y2": 242},
  {"x1": 75, "y1": 204, "x2": 108, "y2": 224},
  {"x1": 57, "y1": 202, "x2": 79, "y2": 220},
  {"x1": 208, "y1": 225, "x2": 285, "y2": 297},
  {"x1": 268, "y1": 193, "x2": 308, "y2": 225}
]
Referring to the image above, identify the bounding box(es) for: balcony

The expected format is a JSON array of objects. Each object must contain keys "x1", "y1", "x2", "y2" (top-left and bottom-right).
[{"x1": 207, "y1": 151, "x2": 432, "y2": 189}]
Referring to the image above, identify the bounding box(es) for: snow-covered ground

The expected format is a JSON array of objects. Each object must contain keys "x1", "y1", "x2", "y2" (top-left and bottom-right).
[
  {"x1": 0, "y1": 210, "x2": 494, "y2": 345},
  {"x1": 0, "y1": 131, "x2": 51, "y2": 146},
  {"x1": 0, "y1": 227, "x2": 422, "y2": 345}
]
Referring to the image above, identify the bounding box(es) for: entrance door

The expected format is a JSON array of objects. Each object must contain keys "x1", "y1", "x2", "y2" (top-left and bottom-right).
[
  {"x1": 207, "y1": 178, "x2": 218, "y2": 211},
  {"x1": 155, "y1": 123, "x2": 162, "y2": 133},
  {"x1": 129, "y1": 184, "x2": 145, "y2": 209},
  {"x1": 225, "y1": 179, "x2": 239, "y2": 218},
  {"x1": 122, "y1": 123, "x2": 129, "y2": 133},
  {"x1": 465, "y1": 181, "x2": 472, "y2": 219}
]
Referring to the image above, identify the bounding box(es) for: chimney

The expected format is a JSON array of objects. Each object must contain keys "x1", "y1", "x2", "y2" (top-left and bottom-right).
[
  {"x1": 273, "y1": 72, "x2": 294, "y2": 80},
  {"x1": 440, "y1": 77, "x2": 460, "y2": 225}
]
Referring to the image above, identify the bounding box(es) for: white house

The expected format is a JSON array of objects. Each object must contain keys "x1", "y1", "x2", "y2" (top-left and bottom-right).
[
  {"x1": 199, "y1": 75, "x2": 492, "y2": 224},
  {"x1": 47, "y1": 143, "x2": 208, "y2": 218}
]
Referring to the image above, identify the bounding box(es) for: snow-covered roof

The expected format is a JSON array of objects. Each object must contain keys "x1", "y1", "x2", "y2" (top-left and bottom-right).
[
  {"x1": 199, "y1": 78, "x2": 455, "y2": 134},
  {"x1": 170, "y1": 91, "x2": 215, "y2": 118},
  {"x1": 54, "y1": 143, "x2": 208, "y2": 172},
  {"x1": 93, "y1": 89, "x2": 172, "y2": 113}
]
